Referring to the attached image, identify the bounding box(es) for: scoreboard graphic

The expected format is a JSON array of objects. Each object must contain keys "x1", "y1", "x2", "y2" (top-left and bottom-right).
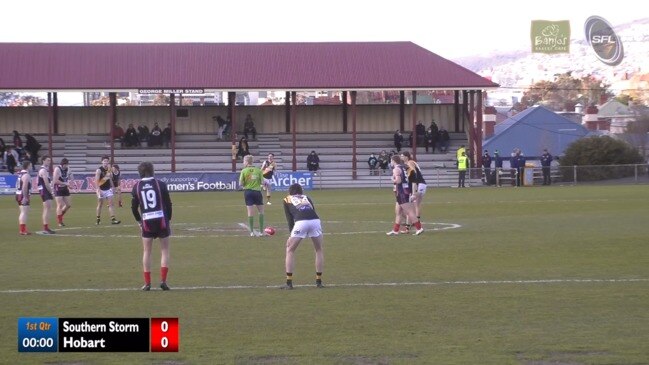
[{"x1": 18, "y1": 317, "x2": 178, "y2": 352}]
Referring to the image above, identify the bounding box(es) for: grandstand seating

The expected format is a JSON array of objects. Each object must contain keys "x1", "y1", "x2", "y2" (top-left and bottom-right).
[{"x1": 1, "y1": 132, "x2": 476, "y2": 188}]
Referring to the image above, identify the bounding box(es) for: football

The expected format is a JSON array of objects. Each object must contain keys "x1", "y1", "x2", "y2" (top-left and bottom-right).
[{"x1": 264, "y1": 226, "x2": 276, "y2": 236}]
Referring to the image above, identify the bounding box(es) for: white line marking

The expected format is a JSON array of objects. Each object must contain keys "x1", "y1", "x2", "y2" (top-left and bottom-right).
[{"x1": 2, "y1": 278, "x2": 647, "y2": 294}]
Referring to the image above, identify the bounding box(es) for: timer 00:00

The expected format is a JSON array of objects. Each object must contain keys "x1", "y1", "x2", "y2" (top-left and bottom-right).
[{"x1": 22, "y1": 337, "x2": 54, "y2": 348}]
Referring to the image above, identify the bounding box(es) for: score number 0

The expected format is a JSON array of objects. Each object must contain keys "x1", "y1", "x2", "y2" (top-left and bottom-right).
[{"x1": 150, "y1": 318, "x2": 179, "y2": 352}]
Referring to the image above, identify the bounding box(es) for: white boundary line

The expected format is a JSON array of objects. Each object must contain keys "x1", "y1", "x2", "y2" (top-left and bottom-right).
[{"x1": 2, "y1": 278, "x2": 647, "y2": 294}]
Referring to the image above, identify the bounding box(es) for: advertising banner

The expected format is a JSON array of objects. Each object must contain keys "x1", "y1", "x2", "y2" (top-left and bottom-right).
[{"x1": 0, "y1": 174, "x2": 17, "y2": 195}]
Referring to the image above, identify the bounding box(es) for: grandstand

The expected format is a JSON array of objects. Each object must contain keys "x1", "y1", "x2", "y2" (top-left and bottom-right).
[{"x1": 1, "y1": 132, "x2": 473, "y2": 188}]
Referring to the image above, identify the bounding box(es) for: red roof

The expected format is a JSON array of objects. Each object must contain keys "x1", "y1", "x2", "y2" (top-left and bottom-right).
[{"x1": 0, "y1": 42, "x2": 498, "y2": 91}]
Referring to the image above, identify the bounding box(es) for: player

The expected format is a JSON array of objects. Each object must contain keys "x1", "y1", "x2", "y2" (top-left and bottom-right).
[
  {"x1": 16, "y1": 160, "x2": 32, "y2": 235},
  {"x1": 95, "y1": 155, "x2": 120, "y2": 225},
  {"x1": 386, "y1": 155, "x2": 423, "y2": 236},
  {"x1": 111, "y1": 163, "x2": 122, "y2": 207},
  {"x1": 400, "y1": 151, "x2": 427, "y2": 231},
  {"x1": 239, "y1": 154, "x2": 265, "y2": 236},
  {"x1": 37, "y1": 155, "x2": 56, "y2": 234},
  {"x1": 260, "y1": 153, "x2": 276, "y2": 205},
  {"x1": 131, "y1": 162, "x2": 173, "y2": 291},
  {"x1": 281, "y1": 183, "x2": 324, "y2": 289},
  {"x1": 53, "y1": 157, "x2": 72, "y2": 227}
]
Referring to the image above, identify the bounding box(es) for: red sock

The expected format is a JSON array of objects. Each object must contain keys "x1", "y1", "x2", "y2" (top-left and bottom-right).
[
  {"x1": 414, "y1": 221, "x2": 422, "y2": 230},
  {"x1": 57, "y1": 215, "x2": 62, "y2": 223},
  {"x1": 143, "y1": 272, "x2": 151, "y2": 285},
  {"x1": 44, "y1": 224, "x2": 49, "y2": 231},
  {"x1": 19, "y1": 224, "x2": 26, "y2": 233},
  {"x1": 161, "y1": 267, "x2": 169, "y2": 283},
  {"x1": 393, "y1": 223, "x2": 400, "y2": 232}
]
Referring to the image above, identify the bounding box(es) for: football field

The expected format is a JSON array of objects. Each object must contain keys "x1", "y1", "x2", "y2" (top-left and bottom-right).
[{"x1": 1, "y1": 185, "x2": 649, "y2": 364}]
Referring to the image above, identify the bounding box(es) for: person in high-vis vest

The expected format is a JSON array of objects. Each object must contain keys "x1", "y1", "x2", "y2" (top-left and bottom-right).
[{"x1": 457, "y1": 151, "x2": 469, "y2": 188}]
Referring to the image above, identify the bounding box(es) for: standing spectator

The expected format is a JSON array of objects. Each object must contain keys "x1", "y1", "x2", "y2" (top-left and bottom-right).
[
  {"x1": 214, "y1": 115, "x2": 228, "y2": 140},
  {"x1": 12, "y1": 130, "x2": 24, "y2": 157},
  {"x1": 148, "y1": 122, "x2": 163, "y2": 147},
  {"x1": 424, "y1": 127, "x2": 437, "y2": 153},
  {"x1": 307, "y1": 150, "x2": 320, "y2": 172},
  {"x1": 24, "y1": 134, "x2": 41, "y2": 170},
  {"x1": 124, "y1": 123, "x2": 139, "y2": 148},
  {"x1": 5, "y1": 146, "x2": 18, "y2": 174},
  {"x1": 429, "y1": 120, "x2": 439, "y2": 138},
  {"x1": 37, "y1": 156, "x2": 56, "y2": 234},
  {"x1": 457, "y1": 151, "x2": 469, "y2": 188},
  {"x1": 237, "y1": 136, "x2": 250, "y2": 160},
  {"x1": 131, "y1": 161, "x2": 173, "y2": 291},
  {"x1": 162, "y1": 123, "x2": 172, "y2": 148},
  {"x1": 261, "y1": 153, "x2": 277, "y2": 205},
  {"x1": 540, "y1": 149, "x2": 553, "y2": 185},
  {"x1": 482, "y1": 150, "x2": 492, "y2": 185},
  {"x1": 368, "y1": 153, "x2": 379, "y2": 175},
  {"x1": 53, "y1": 157, "x2": 73, "y2": 227},
  {"x1": 438, "y1": 127, "x2": 450, "y2": 153},
  {"x1": 393, "y1": 130, "x2": 403, "y2": 152},
  {"x1": 239, "y1": 154, "x2": 265, "y2": 236},
  {"x1": 511, "y1": 149, "x2": 526, "y2": 187},
  {"x1": 416, "y1": 121, "x2": 426, "y2": 145},
  {"x1": 112, "y1": 122, "x2": 125, "y2": 146},
  {"x1": 138, "y1": 124, "x2": 150, "y2": 144},
  {"x1": 281, "y1": 183, "x2": 325, "y2": 289},
  {"x1": 16, "y1": 160, "x2": 32, "y2": 235},
  {"x1": 494, "y1": 150, "x2": 503, "y2": 187},
  {"x1": 243, "y1": 114, "x2": 257, "y2": 140}
]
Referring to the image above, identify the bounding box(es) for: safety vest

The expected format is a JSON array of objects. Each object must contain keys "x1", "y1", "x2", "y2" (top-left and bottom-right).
[{"x1": 457, "y1": 156, "x2": 468, "y2": 171}]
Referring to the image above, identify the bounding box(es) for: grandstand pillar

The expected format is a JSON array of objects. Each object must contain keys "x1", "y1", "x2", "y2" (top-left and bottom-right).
[
  {"x1": 284, "y1": 91, "x2": 290, "y2": 133},
  {"x1": 582, "y1": 104, "x2": 599, "y2": 131},
  {"x1": 483, "y1": 106, "x2": 497, "y2": 139},
  {"x1": 291, "y1": 91, "x2": 297, "y2": 171},
  {"x1": 475, "y1": 90, "x2": 483, "y2": 169},
  {"x1": 399, "y1": 91, "x2": 405, "y2": 131},
  {"x1": 170, "y1": 93, "x2": 177, "y2": 173},
  {"x1": 47, "y1": 92, "x2": 57, "y2": 161},
  {"x1": 351, "y1": 91, "x2": 357, "y2": 179},
  {"x1": 229, "y1": 92, "x2": 237, "y2": 172},
  {"x1": 411, "y1": 90, "x2": 418, "y2": 160},
  {"x1": 342, "y1": 91, "x2": 348, "y2": 133},
  {"x1": 454, "y1": 90, "x2": 460, "y2": 132},
  {"x1": 108, "y1": 92, "x2": 117, "y2": 164}
]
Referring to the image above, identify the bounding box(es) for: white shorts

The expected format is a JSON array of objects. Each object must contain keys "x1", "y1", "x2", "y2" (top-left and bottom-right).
[
  {"x1": 416, "y1": 183, "x2": 427, "y2": 195},
  {"x1": 98, "y1": 189, "x2": 114, "y2": 199},
  {"x1": 263, "y1": 178, "x2": 272, "y2": 190},
  {"x1": 290, "y1": 219, "x2": 322, "y2": 238}
]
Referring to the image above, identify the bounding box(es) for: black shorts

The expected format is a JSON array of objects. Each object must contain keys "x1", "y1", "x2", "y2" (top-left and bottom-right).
[
  {"x1": 395, "y1": 188, "x2": 411, "y2": 205},
  {"x1": 54, "y1": 186, "x2": 71, "y2": 197},
  {"x1": 141, "y1": 218, "x2": 171, "y2": 239},
  {"x1": 244, "y1": 190, "x2": 263, "y2": 206},
  {"x1": 40, "y1": 189, "x2": 54, "y2": 202}
]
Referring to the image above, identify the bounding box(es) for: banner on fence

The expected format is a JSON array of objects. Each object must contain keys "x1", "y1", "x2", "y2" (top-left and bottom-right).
[{"x1": 0, "y1": 171, "x2": 313, "y2": 195}]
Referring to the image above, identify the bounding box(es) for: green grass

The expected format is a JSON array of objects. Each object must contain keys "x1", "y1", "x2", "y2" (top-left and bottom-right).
[{"x1": 1, "y1": 185, "x2": 649, "y2": 364}]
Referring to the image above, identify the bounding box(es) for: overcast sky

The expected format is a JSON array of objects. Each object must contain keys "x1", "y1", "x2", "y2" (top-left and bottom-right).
[{"x1": 3, "y1": 0, "x2": 643, "y2": 59}]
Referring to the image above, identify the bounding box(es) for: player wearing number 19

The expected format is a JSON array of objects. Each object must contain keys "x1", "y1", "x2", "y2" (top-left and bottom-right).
[{"x1": 131, "y1": 162, "x2": 173, "y2": 291}]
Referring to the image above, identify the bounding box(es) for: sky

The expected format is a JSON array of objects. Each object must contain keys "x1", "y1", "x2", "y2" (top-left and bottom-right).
[{"x1": 3, "y1": 0, "x2": 643, "y2": 59}]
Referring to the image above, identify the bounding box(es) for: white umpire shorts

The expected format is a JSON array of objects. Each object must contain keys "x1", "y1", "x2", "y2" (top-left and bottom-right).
[
  {"x1": 290, "y1": 219, "x2": 322, "y2": 238},
  {"x1": 416, "y1": 183, "x2": 427, "y2": 195},
  {"x1": 263, "y1": 178, "x2": 272, "y2": 190},
  {"x1": 98, "y1": 189, "x2": 114, "y2": 199}
]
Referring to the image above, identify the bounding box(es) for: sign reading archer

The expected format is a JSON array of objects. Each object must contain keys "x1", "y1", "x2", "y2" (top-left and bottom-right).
[{"x1": 531, "y1": 20, "x2": 570, "y2": 54}]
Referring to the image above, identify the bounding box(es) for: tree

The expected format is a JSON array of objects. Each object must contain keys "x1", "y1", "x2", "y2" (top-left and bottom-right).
[{"x1": 519, "y1": 72, "x2": 613, "y2": 111}]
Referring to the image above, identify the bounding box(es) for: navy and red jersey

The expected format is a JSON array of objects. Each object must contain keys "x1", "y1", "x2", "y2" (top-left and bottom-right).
[
  {"x1": 15, "y1": 169, "x2": 31, "y2": 205},
  {"x1": 394, "y1": 164, "x2": 411, "y2": 204},
  {"x1": 111, "y1": 169, "x2": 121, "y2": 189},
  {"x1": 131, "y1": 177, "x2": 172, "y2": 235},
  {"x1": 54, "y1": 165, "x2": 71, "y2": 196},
  {"x1": 97, "y1": 166, "x2": 112, "y2": 191},
  {"x1": 283, "y1": 194, "x2": 319, "y2": 231},
  {"x1": 38, "y1": 166, "x2": 53, "y2": 200}
]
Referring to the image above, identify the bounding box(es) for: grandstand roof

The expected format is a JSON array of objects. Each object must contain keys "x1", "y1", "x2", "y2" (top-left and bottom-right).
[{"x1": 0, "y1": 42, "x2": 498, "y2": 92}]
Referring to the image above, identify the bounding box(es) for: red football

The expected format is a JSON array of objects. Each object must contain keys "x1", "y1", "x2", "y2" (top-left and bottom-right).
[{"x1": 264, "y1": 226, "x2": 276, "y2": 236}]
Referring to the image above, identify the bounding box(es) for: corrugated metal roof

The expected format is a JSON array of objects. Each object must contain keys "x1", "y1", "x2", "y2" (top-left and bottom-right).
[{"x1": 0, "y1": 42, "x2": 498, "y2": 91}]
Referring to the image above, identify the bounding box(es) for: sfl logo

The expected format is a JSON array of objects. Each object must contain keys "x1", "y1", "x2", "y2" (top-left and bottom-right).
[{"x1": 585, "y1": 16, "x2": 624, "y2": 66}]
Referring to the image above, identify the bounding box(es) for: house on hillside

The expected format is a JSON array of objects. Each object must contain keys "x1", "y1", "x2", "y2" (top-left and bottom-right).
[
  {"x1": 483, "y1": 106, "x2": 590, "y2": 157},
  {"x1": 598, "y1": 100, "x2": 636, "y2": 134}
]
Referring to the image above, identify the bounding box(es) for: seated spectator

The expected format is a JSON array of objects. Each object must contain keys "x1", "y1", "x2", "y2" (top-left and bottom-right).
[
  {"x1": 24, "y1": 134, "x2": 41, "y2": 165},
  {"x1": 243, "y1": 114, "x2": 257, "y2": 140},
  {"x1": 112, "y1": 122, "x2": 125, "y2": 146},
  {"x1": 438, "y1": 127, "x2": 450, "y2": 153},
  {"x1": 425, "y1": 127, "x2": 437, "y2": 153},
  {"x1": 162, "y1": 123, "x2": 173, "y2": 148},
  {"x1": 368, "y1": 153, "x2": 379, "y2": 176},
  {"x1": 236, "y1": 136, "x2": 250, "y2": 159},
  {"x1": 393, "y1": 130, "x2": 403, "y2": 152},
  {"x1": 4, "y1": 146, "x2": 18, "y2": 174},
  {"x1": 307, "y1": 150, "x2": 320, "y2": 172},
  {"x1": 12, "y1": 130, "x2": 23, "y2": 157},
  {"x1": 148, "y1": 122, "x2": 163, "y2": 147},
  {"x1": 137, "y1": 124, "x2": 150, "y2": 143},
  {"x1": 378, "y1": 150, "x2": 390, "y2": 172},
  {"x1": 124, "y1": 123, "x2": 140, "y2": 147}
]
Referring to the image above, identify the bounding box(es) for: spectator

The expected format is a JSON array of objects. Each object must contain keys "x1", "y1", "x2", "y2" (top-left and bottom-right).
[
  {"x1": 148, "y1": 122, "x2": 163, "y2": 147},
  {"x1": 24, "y1": 134, "x2": 41, "y2": 168},
  {"x1": 162, "y1": 123, "x2": 173, "y2": 148},
  {"x1": 137, "y1": 124, "x2": 150, "y2": 143},
  {"x1": 424, "y1": 127, "x2": 437, "y2": 153},
  {"x1": 494, "y1": 150, "x2": 503, "y2": 187},
  {"x1": 12, "y1": 130, "x2": 23, "y2": 157},
  {"x1": 429, "y1": 119, "x2": 439, "y2": 137},
  {"x1": 540, "y1": 149, "x2": 553, "y2": 185},
  {"x1": 124, "y1": 123, "x2": 140, "y2": 148},
  {"x1": 243, "y1": 114, "x2": 257, "y2": 140},
  {"x1": 214, "y1": 115, "x2": 229, "y2": 140},
  {"x1": 457, "y1": 151, "x2": 469, "y2": 188},
  {"x1": 438, "y1": 127, "x2": 450, "y2": 153},
  {"x1": 482, "y1": 150, "x2": 492, "y2": 185},
  {"x1": 378, "y1": 150, "x2": 390, "y2": 172},
  {"x1": 368, "y1": 152, "x2": 379, "y2": 176},
  {"x1": 416, "y1": 121, "x2": 426, "y2": 145},
  {"x1": 307, "y1": 150, "x2": 320, "y2": 172},
  {"x1": 5, "y1": 146, "x2": 18, "y2": 174},
  {"x1": 112, "y1": 122, "x2": 125, "y2": 146},
  {"x1": 393, "y1": 130, "x2": 403, "y2": 152},
  {"x1": 236, "y1": 136, "x2": 250, "y2": 159},
  {"x1": 0, "y1": 138, "x2": 5, "y2": 168}
]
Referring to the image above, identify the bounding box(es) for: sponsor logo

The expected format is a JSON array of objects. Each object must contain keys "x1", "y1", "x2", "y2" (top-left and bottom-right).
[
  {"x1": 531, "y1": 20, "x2": 570, "y2": 53},
  {"x1": 584, "y1": 16, "x2": 624, "y2": 66}
]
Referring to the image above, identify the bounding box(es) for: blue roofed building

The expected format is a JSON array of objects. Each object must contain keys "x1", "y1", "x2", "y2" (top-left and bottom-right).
[{"x1": 483, "y1": 106, "x2": 590, "y2": 158}]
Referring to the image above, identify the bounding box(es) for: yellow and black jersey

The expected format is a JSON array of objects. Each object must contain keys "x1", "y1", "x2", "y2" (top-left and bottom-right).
[
  {"x1": 406, "y1": 160, "x2": 426, "y2": 184},
  {"x1": 97, "y1": 166, "x2": 112, "y2": 191},
  {"x1": 261, "y1": 160, "x2": 276, "y2": 179},
  {"x1": 283, "y1": 194, "x2": 319, "y2": 231}
]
